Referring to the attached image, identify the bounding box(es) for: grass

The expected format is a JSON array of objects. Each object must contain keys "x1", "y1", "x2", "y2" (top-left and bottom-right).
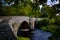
[{"x1": 17, "y1": 36, "x2": 30, "y2": 40}]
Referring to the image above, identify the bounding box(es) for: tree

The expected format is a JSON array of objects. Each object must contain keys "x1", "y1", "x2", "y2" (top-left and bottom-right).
[
  {"x1": 38, "y1": 0, "x2": 47, "y2": 4},
  {"x1": 0, "y1": 0, "x2": 2, "y2": 6},
  {"x1": 43, "y1": 5, "x2": 56, "y2": 18}
]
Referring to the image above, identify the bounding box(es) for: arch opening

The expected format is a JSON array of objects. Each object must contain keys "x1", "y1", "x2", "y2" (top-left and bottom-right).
[{"x1": 17, "y1": 21, "x2": 30, "y2": 37}]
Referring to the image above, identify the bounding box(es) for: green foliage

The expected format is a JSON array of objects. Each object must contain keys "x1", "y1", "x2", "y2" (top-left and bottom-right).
[
  {"x1": 0, "y1": 0, "x2": 42, "y2": 17},
  {"x1": 37, "y1": 18, "x2": 57, "y2": 33},
  {"x1": 54, "y1": 27, "x2": 60, "y2": 38},
  {"x1": 55, "y1": 16, "x2": 60, "y2": 25},
  {"x1": 37, "y1": 16, "x2": 60, "y2": 39},
  {"x1": 0, "y1": 0, "x2": 59, "y2": 17},
  {"x1": 0, "y1": 6, "x2": 17, "y2": 16},
  {"x1": 17, "y1": 0, "x2": 42, "y2": 17},
  {"x1": 41, "y1": 25, "x2": 57, "y2": 33},
  {"x1": 37, "y1": 18, "x2": 49, "y2": 28},
  {"x1": 18, "y1": 4, "x2": 32, "y2": 16},
  {"x1": 38, "y1": 0, "x2": 47, "y2": 4},
  {"x1": 40, "y1": 26, "x2": 47, "y2": 31},
  {"x1": 44, "y1": 6, "x2": 56, "y2": 18},
  {"x1": 48, "y1": 26, "x2": 60, "y2": 40},
  {"x1": 37, "y1": 17, "x2": 60, "y2": 33},
  {"x1": 49, "y1": 18, "x2": 55, "y2": 25}
]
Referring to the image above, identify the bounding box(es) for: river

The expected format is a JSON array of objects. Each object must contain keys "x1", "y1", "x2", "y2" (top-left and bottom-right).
[{"x1": 30, "y1": 27, "x2": 52, "y2": 40}]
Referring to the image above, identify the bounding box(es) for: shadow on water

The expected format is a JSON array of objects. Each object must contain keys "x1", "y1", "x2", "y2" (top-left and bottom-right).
[{"x1": 0, "y1": 22, "x2": 17, "y2": 40}]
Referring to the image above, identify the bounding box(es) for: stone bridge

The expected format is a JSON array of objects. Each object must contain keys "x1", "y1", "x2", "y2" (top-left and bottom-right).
[
  {"x1": 8, "y1": 16, "x2": 35, "y2": 36},
  {"x1": 0, "y1": 16, "x2": 44, "y2": 38}
]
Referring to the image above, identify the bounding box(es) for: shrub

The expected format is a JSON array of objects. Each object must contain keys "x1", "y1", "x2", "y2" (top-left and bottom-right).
[
  {"x1": 37, "y1": 18, "x2": 49, "y2": 28},
  {"x1": 55, "y1": 16, "x2": 60, "y2": 25},
  {"x1": 41, "y1": 25, "x2": 57, "y2": 33},
  {"x1": 54, "y1": 27, "x2": 60, "y2": 38},
  {"x1": 48, "y1": 26, "x2": 60, "y2": 40},
  {"x1": 49, "y1": 18, "x2": 55, "y2": 25}
]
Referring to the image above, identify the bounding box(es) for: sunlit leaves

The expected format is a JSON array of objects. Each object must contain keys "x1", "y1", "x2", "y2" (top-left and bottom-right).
[{"x1": 18, "y1": 4, "x2": 32, "y2": 16}]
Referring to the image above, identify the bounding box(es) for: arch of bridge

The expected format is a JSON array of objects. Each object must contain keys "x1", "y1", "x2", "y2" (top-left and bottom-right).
[
  {"x1": 17, "y1": 21, "x2": 30, "y2": 36},
  {"x1": 8, "y1": 16, "x2": 31, "y2": 36},
  {"x1": 8, "y1": 16, "x2": 43, "y2": 36}
]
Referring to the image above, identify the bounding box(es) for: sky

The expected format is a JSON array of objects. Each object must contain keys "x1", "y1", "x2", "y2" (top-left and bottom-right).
[
  {"x1": 1, "y1": 0, "x2": 14, "y2": 6},
  {"x1": 39, "y1": 0, "x2": 59, "y2": 9},
  {"x1": 47, "y1": 0, "x2": 59, "y2": 7}
]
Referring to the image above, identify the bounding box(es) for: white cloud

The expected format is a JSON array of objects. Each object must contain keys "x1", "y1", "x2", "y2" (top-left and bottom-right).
[
  {"x1": 47, "y1": 0, "x2": 52, "y2": 5},
  {"x1": 47, "y1": 0, "x2": 59, "y2": 7},
  {"x1": 53, "y1": 0, "x2": 59, "y2": 5}
]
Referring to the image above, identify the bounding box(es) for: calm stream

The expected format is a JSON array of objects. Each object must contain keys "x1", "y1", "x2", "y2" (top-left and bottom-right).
[{"x1": 30, "y1": 27, "x2": 52, "y2": 40}]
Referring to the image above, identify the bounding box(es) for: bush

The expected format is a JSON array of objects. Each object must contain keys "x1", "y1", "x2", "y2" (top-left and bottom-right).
[
  {"x1": 49, "y1": 18, "x2": 55, "y2": 25},
  {"x1": 54, "y1": 27, "x2": 60, "y2": 38},
  {"x1": 44, "y1": 6, "x2": 56, "y2": 18},
  {"x1": 37, "y1": 18, "x2": 49, "y2": 28},
  {"x1": 41, "y1": 25, "x2": 57, "y2": 33},
  {"x1": 55, "y1": 16, "x2": 60, "y2": 25},
  {"x1": 0, "y1": 6, "x2": 17, "y2": 16},
  {"x1": 48, "y1": 26, "x2": 60, "y2": 40}
]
